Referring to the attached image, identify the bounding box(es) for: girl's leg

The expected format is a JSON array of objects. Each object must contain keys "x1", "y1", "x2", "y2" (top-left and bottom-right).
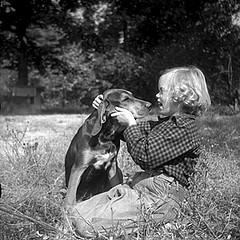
[
  {"x1": 70, "y1": 184, "x2": 141, "y2": 238},
  {"x1": 132, "y1": 173, "x2": 186, "y2": 223},
  {"x1": 70, "y1": 173, "x2": 186, "y2": 238}
]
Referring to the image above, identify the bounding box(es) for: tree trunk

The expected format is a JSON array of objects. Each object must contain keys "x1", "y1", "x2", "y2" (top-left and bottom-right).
[
  {"x1": 227, "y1": 54, "x2": 232, "y2": 97},
  {"x1": 18, "y1": 30, "x2": 28, "y2": 86},
  {"x1": 122, "y1": 10, "x2": 128, "y2": 51}
]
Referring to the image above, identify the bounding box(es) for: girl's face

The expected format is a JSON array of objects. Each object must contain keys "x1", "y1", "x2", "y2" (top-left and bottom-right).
[{"x1": 156, "y1": 77, "x2": 181, "y2": 117}]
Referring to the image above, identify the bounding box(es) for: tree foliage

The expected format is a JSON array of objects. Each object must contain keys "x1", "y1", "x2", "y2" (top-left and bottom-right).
[
  {"x1": 0, "y1": 0, "x2": 58, "y2": 84},
  {"x1": 0, "y1": 0, "x2": 240, "y2": 109}
]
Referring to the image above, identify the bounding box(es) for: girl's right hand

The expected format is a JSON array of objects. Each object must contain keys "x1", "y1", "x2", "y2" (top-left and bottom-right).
[{"x1": 92, "y1": 94, "x2": 104, "y2": 109}]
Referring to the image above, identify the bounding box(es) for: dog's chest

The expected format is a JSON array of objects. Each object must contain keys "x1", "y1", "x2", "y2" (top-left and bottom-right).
[{"x1": 83, "y1": 141, "x2": 118, "y2": 169}]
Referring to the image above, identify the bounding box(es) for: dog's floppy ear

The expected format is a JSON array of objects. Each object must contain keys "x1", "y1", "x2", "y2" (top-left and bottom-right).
[{"x1": 91, "y1": 101, "x2": 107, "y2": 136}]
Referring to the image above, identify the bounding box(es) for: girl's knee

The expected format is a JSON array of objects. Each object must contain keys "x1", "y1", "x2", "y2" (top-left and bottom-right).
[{"x1": 152, "y1": 198, "x2": 181, "y2": 223}]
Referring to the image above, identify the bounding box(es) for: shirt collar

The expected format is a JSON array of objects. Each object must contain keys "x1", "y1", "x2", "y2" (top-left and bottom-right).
[
  {"x1": 157, "y1": 116, "x2": 170, "y2": 123},
  {"x1": 158, "y1": 114, "x2": 196, "y2": 126}
]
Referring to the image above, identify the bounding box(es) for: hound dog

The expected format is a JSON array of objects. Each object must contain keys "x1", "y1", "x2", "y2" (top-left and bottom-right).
[{"x1": 64, "y1": 89, "x2": 151, "y2": 210}]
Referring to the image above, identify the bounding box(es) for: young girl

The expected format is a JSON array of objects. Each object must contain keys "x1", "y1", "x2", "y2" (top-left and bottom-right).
[{"x1": 69, "y1": 66, "x2": 211, "y2": 238}]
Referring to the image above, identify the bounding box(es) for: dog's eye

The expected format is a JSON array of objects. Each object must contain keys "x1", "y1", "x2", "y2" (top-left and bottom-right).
[
  {"x1": 122, "y1": 97, "x2": 130, "y2": 102},
  {"x1": 105, "y1": 100, "x2": 110, "y2": 107}
]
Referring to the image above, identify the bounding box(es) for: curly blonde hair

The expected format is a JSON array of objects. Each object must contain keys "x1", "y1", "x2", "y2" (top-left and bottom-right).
[{"x1": 159, "y1": 66, "x2": 211, "y2": 115}]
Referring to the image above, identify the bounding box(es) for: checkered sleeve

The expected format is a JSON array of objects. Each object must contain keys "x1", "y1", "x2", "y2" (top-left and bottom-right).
[{"x1": 123, "y1": 118, "x2": 199, "y2": 170}]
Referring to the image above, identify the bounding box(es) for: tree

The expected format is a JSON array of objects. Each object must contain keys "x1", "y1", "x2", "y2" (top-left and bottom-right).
[
  {"x1": 1, "y1": 0, "x2": 240, "y2": 110},
  {"x1": 0, "y1": 0, "x2": 81, "y2": 86},
  {"x1": 199, "y1": 0, "x2": 240, "y2": 104}
]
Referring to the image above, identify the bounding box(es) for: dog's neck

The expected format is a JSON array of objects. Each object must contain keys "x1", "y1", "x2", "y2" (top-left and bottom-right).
[
  {"x1": 89, "y1": 115, "x2": 124, "y2": 148},
  {"x1": 99, "y1": 117, "x2": 123, "y2": 142}
]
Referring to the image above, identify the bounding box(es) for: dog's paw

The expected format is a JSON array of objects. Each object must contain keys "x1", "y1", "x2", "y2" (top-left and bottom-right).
[
  {"x1": 59, "y1": 188, "x2": 67, "y2": 197},
  {"x1": 63, "y1": 202, "x2": 75, "y2": 215}
]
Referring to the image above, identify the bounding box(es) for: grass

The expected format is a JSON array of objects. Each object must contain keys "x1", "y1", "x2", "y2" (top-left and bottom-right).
[{"x1": 0, "y1": 112, "x2": 240, "y2": 239}]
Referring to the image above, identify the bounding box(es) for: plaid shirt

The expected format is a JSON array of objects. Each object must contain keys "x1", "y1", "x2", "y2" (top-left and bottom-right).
[{"x1": 123, "y1": 115, "x2": 200, "y2": 187}]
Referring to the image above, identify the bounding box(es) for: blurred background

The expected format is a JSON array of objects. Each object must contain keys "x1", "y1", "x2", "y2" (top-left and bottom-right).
[{"x1": 0, "y1": 0, "x2": 240, "y2": 115}]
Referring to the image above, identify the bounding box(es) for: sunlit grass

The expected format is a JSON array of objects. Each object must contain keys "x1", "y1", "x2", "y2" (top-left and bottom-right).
[{"x1": 0, "y1": 113, "x2": 240, "y2": 239}]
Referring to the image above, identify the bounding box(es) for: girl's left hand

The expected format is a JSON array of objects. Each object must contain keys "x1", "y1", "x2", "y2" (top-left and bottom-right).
[
  {"x1": 92, "y1": 94, "x2": 104, "y2": 109},
  {"x1": 111, "y1": 107, "x2": 137, "y2": 127}
]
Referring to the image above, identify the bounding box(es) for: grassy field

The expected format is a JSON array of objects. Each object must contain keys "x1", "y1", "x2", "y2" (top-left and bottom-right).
[{"x1": 0, "y1": 113, "x2": 240, "y2": 239}]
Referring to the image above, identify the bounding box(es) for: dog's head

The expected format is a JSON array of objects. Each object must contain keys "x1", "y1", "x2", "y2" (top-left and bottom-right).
[{"x1": 91, "y1": 89, "x2": 151, "y2": 136}]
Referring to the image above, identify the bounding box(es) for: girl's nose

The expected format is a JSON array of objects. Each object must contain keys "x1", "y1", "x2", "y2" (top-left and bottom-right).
[{"x1": 156, "y1": 92, "x2": 160, "y2": 98}]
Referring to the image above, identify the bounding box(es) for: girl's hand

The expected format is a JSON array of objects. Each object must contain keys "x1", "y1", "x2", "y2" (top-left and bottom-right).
[
  {"x1": 92, "y1": 94, "x2": 104, "y2": 109},
  {"x1": 111, "y1": 107, "x2": 137, "y2": 127}
]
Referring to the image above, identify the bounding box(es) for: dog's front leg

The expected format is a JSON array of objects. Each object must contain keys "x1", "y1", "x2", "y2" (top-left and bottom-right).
[
  {"x1": 64, "y1": 164, "x2": 88, "y2": 212},
  {"x1": 108, "y1": 158, "x2": 123, "y2": 187}
]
